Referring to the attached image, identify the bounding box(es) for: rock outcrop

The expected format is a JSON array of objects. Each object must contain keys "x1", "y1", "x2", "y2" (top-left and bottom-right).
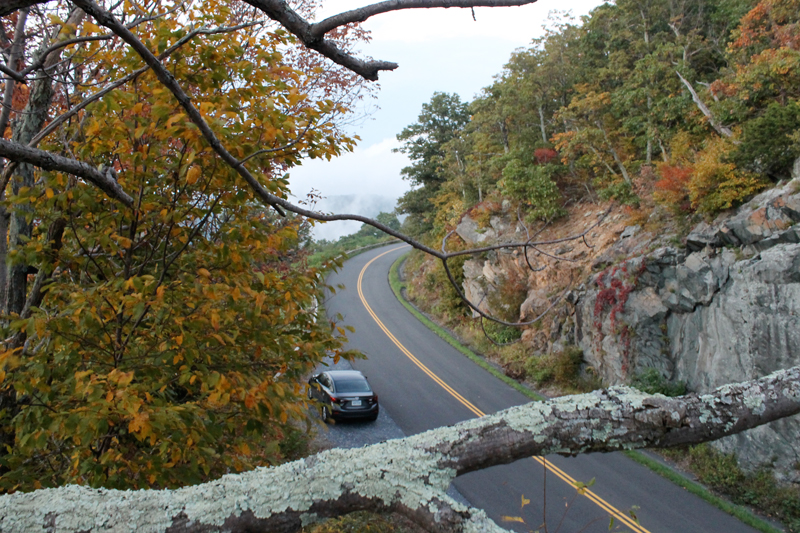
[
  {"x1": 457, "y1": 179, "x2": 800, "y2": 480},
  {"x1": 571, "y1": 179, "x2": 800, "y2": 480}
]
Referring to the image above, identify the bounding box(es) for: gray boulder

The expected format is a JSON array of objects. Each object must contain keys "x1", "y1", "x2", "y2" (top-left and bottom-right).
[
  {"x1": 686, "y1": 179, "x2": 800, "y2": 251},
  {"x1": 456, "y1": 214, "x2": 497, "y2": 246}
]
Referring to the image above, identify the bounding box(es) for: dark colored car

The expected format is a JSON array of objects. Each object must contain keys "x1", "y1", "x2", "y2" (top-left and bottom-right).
[{"x1": 307, "y1": 370, "x2": 379, "y2": 422}]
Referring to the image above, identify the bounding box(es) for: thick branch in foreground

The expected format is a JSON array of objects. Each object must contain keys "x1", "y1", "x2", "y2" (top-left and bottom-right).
[
  {"x1": 2, "y1": 365, "x2": 800, "y2": 533},
  {"x1": 0, "y1": 139, "x2": 134, "y2": 207}
]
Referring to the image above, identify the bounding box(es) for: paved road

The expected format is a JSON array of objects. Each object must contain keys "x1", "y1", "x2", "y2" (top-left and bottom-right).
[{"x1": 324, "y1": 244, "x2": 759, "y2": 533}]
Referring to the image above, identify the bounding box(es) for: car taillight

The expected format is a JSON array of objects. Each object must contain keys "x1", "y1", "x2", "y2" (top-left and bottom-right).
[
  {"x1": 372, "y1": 394, "x2": 378, "y2": 402},
  {"x1": 329, "y1": 396, "x2": 340, "y2": 404}
]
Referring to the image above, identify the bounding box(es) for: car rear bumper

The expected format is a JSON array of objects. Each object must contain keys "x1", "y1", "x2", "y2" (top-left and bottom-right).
[{"x1": 330, "y1": 404, "x2": 379, "y2": 420}]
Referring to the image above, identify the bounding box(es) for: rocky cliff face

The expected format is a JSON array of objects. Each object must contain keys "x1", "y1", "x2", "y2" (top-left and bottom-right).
[
  {"x1": 575, "y1": 180, "x2": 800, "y2": 480},
  {"x1": 457, "y1": 180, "x2": 800, "y2": 480}
]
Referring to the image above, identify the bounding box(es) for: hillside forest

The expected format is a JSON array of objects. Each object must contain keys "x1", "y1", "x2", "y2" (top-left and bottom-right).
[{"x1": 393, "y1": 0, "x2": 799, "y2": 328}]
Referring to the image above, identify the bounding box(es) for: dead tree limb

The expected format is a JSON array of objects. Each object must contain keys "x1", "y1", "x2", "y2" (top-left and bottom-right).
[{"x1": 676, "y1": 71, "x2": 735, "y2": 139}]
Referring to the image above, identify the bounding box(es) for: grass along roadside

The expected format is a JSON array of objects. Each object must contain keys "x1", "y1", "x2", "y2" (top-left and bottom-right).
[
  {"x1": 624, "y1": 451, "x2": 785, "y2": 533},
  {"x1": 389, "y1": 251, "x2": 785, "y2": 533}
]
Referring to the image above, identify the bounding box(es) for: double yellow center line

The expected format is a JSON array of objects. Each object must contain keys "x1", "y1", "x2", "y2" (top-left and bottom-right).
[{"x1": 357, "y1": 247, "x2": 650, "y2": 533}]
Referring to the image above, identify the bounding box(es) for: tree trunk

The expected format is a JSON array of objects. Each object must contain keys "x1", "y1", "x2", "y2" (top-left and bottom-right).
[
  {"x1": 498, "y1": 119, "x2": 509, "y2": 154},
  {"x1": 538, "y1": 103, "x2": 547, "y2": 144},
  {"x1": 6, "y1": 163, "x2": 36, "y2": 315},
  {"x1": 3, "y1": 365, "x2": 800, "y2": 533},
  {"x1": 0, "y1": 9, "x2": 28, "y2": 138},
  {"x1": 0, "y1": 8, "x2": 29, "y2": 314},
  {"x1": 0, "y1": 206, "x2": 8, "y2": 318},
  {"x1": 596, "y1": 121, "x2": 631, "y2": 185},
  {"x1": 4, "y1": 8, "x2": 84, "y2": 313},
  {"x1": 646, "y1": 95, "x2": 653, "y2": 165}
]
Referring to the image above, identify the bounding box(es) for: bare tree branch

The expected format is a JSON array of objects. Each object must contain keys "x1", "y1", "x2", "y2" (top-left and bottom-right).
[
  {"x1": 237, "y1": 0, "x2": 392, "y2": 80},
  {"x1": 237, "y1": 122, "x2": 315, "y2": 165},
  {"x1": 0, "y1": 63, "x2": 26, "y2": 83},
  {"x1": 0, "y1": 138, "x2": 134, "y2": 206},
  {"x1": 442, "y1": 207, "x2": 610, "y2": 259},
  {"x1": 311, "y1": 0, "x2": 539, "y2": 37},
  {"x1": 440, "y1": 245, "x2": 571, "y2": 327},
  {"x1": 240, "y1": 0, "x2": 539, "y2": 80},
  {"x1": 3, "y1": 365, "x2": 800, "y2": 532}
]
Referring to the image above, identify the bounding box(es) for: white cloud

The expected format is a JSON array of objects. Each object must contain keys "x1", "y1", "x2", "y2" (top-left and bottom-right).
[
  {"x1": 288, "y1": 137, "x2": 410, "y2": 203},
  {"x1": 362, "y1": 137, "x2": 401, "y2": 156}
]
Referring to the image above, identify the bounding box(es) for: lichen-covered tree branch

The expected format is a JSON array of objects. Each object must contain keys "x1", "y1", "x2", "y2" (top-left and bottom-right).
[{"x1": 3, "y1": 366, "x2": 800, "y2": 532}]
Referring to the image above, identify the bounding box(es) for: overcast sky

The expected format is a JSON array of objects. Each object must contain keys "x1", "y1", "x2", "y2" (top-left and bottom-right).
[{"x1": 288, "y1": 0, "x2": 605, "y2": 240}]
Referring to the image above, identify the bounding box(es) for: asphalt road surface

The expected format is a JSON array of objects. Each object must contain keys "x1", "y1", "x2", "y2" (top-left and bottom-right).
[{"x1": 324, "y1": 244, "x2": 759, "y2": 533}]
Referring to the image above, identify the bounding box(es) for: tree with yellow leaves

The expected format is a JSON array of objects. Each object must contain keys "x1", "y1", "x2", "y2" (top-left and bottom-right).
[{"x1": 0, "y1": 0, "x2": 365, "y2": 490}]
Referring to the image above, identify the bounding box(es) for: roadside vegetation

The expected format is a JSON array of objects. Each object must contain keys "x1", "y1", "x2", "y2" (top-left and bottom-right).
[
  {"x1": 662, "y1": 445, "x2": 800, "y2": 532},
  {"x1": 400, "y1": 247, "x2": 600, "y2": 395}
]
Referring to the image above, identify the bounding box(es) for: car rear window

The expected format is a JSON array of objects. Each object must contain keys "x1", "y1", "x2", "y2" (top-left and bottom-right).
[{"x1": 334, "y1": 379, "x2": 371, "y2": 393}]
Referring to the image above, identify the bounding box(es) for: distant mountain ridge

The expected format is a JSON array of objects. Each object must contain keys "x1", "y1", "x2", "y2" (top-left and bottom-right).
[{"x1": 307, "y1": 194, "x2": 399, "y2": 241}]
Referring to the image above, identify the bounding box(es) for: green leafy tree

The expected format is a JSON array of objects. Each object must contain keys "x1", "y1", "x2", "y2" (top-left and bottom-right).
[
  {"x1": 395, "y1": 92, "x2": 470, "y2": 234},
  {"x1": 500, "y1": 156, "x2": 564, "y2": 222},
  {"x1": 733, "y1": 101, "x2": 800, "y2": 178},
  {"x1": 709, "y1": 0, "x2": 800, "y2": 180}
]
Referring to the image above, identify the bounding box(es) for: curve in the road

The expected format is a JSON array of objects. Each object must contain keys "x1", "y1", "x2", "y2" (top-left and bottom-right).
[{"x1": 357, "y1": 246, "x2": 649, "y2": 533}]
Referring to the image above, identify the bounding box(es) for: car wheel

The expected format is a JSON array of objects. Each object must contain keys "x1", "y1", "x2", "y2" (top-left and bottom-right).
[{"x1": 321, "y1": 405, "x2": 330, "y2": 422}]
